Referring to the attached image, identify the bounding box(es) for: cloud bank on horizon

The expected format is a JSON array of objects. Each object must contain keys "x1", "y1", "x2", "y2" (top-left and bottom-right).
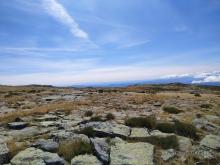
[{"x1": 0, "y1": 0, "x2": 220, "y2": 85}]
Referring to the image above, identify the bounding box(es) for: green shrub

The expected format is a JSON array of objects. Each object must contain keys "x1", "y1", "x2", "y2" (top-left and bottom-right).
[
  {"x1": 58, "y1": 140, "x2": 92, "y2": 161},
  {"x1": 125, "y1": 116, "x2": 156, "y2": 129},
  {"x1": 163, "y1": 106, "x2": 182, "y2": 114},
  {"x1": 175, "y1": 121, "x2": 197, "y2": 139},
  {"x1": 146, "y1": 135, "x2": 178, "y2": 149},
  {"x1": 200, "y1": 104, "x2": 212, "y2": 109},
  {"x1": 156, "y1": 122, "x2": 175, "y2": 133},
  {"x1": 84, "y1": 110, "x2": 93, "y2": 117},
  {"x1": 90, "y1": 115, "x2": 103, "y2": 122},
  {"x1": 77, "y1": 127, "x2": 95, "y2": 137},
  {"x1": 106, "y1": 113, "x2": 115, "y2": 120},
  {"x1": 194, "y1": 93, "x2": 201, "y2": 97}
]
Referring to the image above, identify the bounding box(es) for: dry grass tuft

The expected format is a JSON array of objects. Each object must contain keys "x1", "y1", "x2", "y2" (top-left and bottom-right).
[
  {"x1": 7, "y1": 140, "x2": 28, "y2": 159},
  {"x1": 58, "y1": 140, "x2": 92, "y2": 162}
]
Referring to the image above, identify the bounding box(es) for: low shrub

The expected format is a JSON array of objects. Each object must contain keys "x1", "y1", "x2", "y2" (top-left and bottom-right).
[
  {"x1": 125, "y1": 116, "x2": 156, "y2": 129},
  {"x1": 175, "y1": 121, "x2": 197, "y2": 139},
  {"x1": 84, "y1": 110, "x2": 93, "y2": 117},
  {"x1": 90, "y1": 115, "x2": 103, "y2": 122},
  {"x1": 194, "y1": 93, "x2": 201, "y2": 97},
  {"x1": 58, "y1": 140, "x2": 92, "y2": 161},
  {"x1": 77, "y1": 127, "x2": 95, "y2": 137},
  {"x1": 106, "y1": 113, "x2": 115, "y2": 120},
  {"x1": 163, "y1": 106, "x2": 182, "y2": 114},
  {"x1": 156, "y1": 122, "x2": 175, "y2": 133},
  {"x1": 146, "y1": 135, "x2": 178, "y2": 149},
  {"x1": 200, "y1": 104, "x2": 212, "y2": 109}
]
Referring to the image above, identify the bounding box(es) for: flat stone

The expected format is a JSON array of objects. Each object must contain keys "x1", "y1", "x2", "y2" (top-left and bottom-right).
[
  {"x1": 32, "y1": 139, "x2": 59, "y2": 152},
  {"x1": 0, "y1": 143, "x2": 9, "y2": 165},
  {"x1": 42, "y1": 95, "x2": 62, "y2": 101},
  {"x1": 71, "y1": 154, "x2": 102, "y2": 165},
  {"x1": 200, "y1": 134, "x2": 220, "y2": 150},
  {"x1": 130, "y1": 128, "x2": 149, "y2": 138},
  {"x1": 7, "y1": 126, "x2": 40, "y2": 140},
  {"x1": 153, "y1": 102, "x2": 162, "y2": 106},
  {"x1": 35, "y1": 114, "x2": 58, "y2": 122},
  {"x1": 10, "y1": 147, "x2": 64, "y2": 165},
  {"x1": 80, "y1": 121, "x2": 130, "y2": 139},
  {"x1": 110, "y1": 140, "x2": 154, "y2": 165},
  {"x1": 0, "y1": 106, "x2": 15, "y2": 114},
  {"x1": 39, "y1": 121, "x2": 57, "y2": 127},
  {"x1": 161, "y1": 149, "x2": 176, "y2": 161},
  {"x1": 50, "y1": 130, "x2": 90, "y2": 143},
  {"x1": 205, "y1": 115, "x2": 219, "y2": 122},
  {"x1": 8, "y1": 122, "x2": 28, "y2": 130},
  {"x1": 91, "y1": 138, "x2": 110, "y2": 164}
]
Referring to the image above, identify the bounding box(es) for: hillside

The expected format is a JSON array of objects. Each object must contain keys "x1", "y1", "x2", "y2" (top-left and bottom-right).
[{"x1": 0, "y1": 84, "x2": 220, "y2": 165}]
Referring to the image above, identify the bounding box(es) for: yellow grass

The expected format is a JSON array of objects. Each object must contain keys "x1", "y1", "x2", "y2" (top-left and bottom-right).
[{"x1": 0, "y1": 100, "x2": 91, "y2": 124}]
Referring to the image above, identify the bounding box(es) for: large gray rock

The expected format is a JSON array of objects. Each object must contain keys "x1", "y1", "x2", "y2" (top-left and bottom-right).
[
  {"x1": 80, "y1": 121, "x2": 130, "y2": 139},
  {"x1": 193, "y1": 118, "x2": 220, "y2": 135},
  {"x1": 110, "y1": 140, "x2": 154, "y2": 165},
  {"x1": 0, "y1": 143, "x2": 9, "y2": 165},
  {"x1": 7, "y1": 126, "x2": 41, "y2": 140},
  {"x1": 161, "y1": 149, "x2": 176, "y2": 161},
  {"x1": 177, "y1": 136, "x2": 192, "y2": 161},
  {"x1": 8, "y1": 122, "x2": 28, "y2": 130},
  {"x1": 10, "y1": 147, "x2": 64, "y2": 165},
  {"x1": 32, "y1": 139, "x2": 59, "y2": 152},
  {"x1": 71, "y1": 154, "x2": 102, "y2": 165},
  {"x1": 200, "y1": 134, "x2": 220, "y2": 150},
  {"x1": 91, "y1": 138, "x2": 110, "y2": 164},
  {"x1": 192, "y1": 145, "x2": 215, "y2": 160}
]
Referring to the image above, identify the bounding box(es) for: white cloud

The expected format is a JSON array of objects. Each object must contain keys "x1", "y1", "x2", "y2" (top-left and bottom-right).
[
  {"x1": 192, "y1": 75, "x2": 220, "y2": 84},
  {"x1": 161, "y1": 74, "x2": 191, "y2": 79},
  {"x1": 42, "y1": 0, "x2": 88, "y2": 39},
  {"x1": 0, "y1": 65, "x2": 218, "y2": 86}
]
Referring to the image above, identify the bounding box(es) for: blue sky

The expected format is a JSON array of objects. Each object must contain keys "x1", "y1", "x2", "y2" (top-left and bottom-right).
[{"x1": 0, "y1": 0, "x2": 220, "y2": 85}]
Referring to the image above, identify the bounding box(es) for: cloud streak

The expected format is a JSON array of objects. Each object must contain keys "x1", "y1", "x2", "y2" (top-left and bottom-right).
[{"x1": 42, "y1": 0, "x2": 88, "y2": 39}]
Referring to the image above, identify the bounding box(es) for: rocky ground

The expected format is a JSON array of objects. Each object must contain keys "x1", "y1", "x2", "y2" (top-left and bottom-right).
[{"x1": 0, "y1": 84, "x2": 220, "y2": 165}]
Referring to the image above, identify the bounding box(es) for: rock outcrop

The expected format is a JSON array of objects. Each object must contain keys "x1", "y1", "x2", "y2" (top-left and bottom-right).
[
  {"x1": 71, "y1": 154, "x2": 102, "y2": 165},
  {"x1": 10, "y1": 147, "x2": 64, "y2": 165},
  {"x1": 110, "y1": 139, "x2": 154, "y2": 165}
]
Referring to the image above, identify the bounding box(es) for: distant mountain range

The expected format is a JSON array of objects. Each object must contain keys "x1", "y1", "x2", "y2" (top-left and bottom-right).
[{"x1": 71, "y1": 71, "x2": 220, "y2": 87}]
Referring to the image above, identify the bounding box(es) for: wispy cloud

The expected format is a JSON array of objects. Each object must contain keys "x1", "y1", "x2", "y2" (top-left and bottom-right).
[
  {"x1": 42, "y1": 0, "x2": 88, "y2": 39},
  {"x1": 119, "y1": 39, "x2": 150, "y2": 49}
]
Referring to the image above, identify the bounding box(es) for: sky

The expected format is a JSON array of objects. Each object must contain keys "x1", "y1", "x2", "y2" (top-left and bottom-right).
[{"x1": 0, "y1": 0, "x2": 220, "y2": 86}]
